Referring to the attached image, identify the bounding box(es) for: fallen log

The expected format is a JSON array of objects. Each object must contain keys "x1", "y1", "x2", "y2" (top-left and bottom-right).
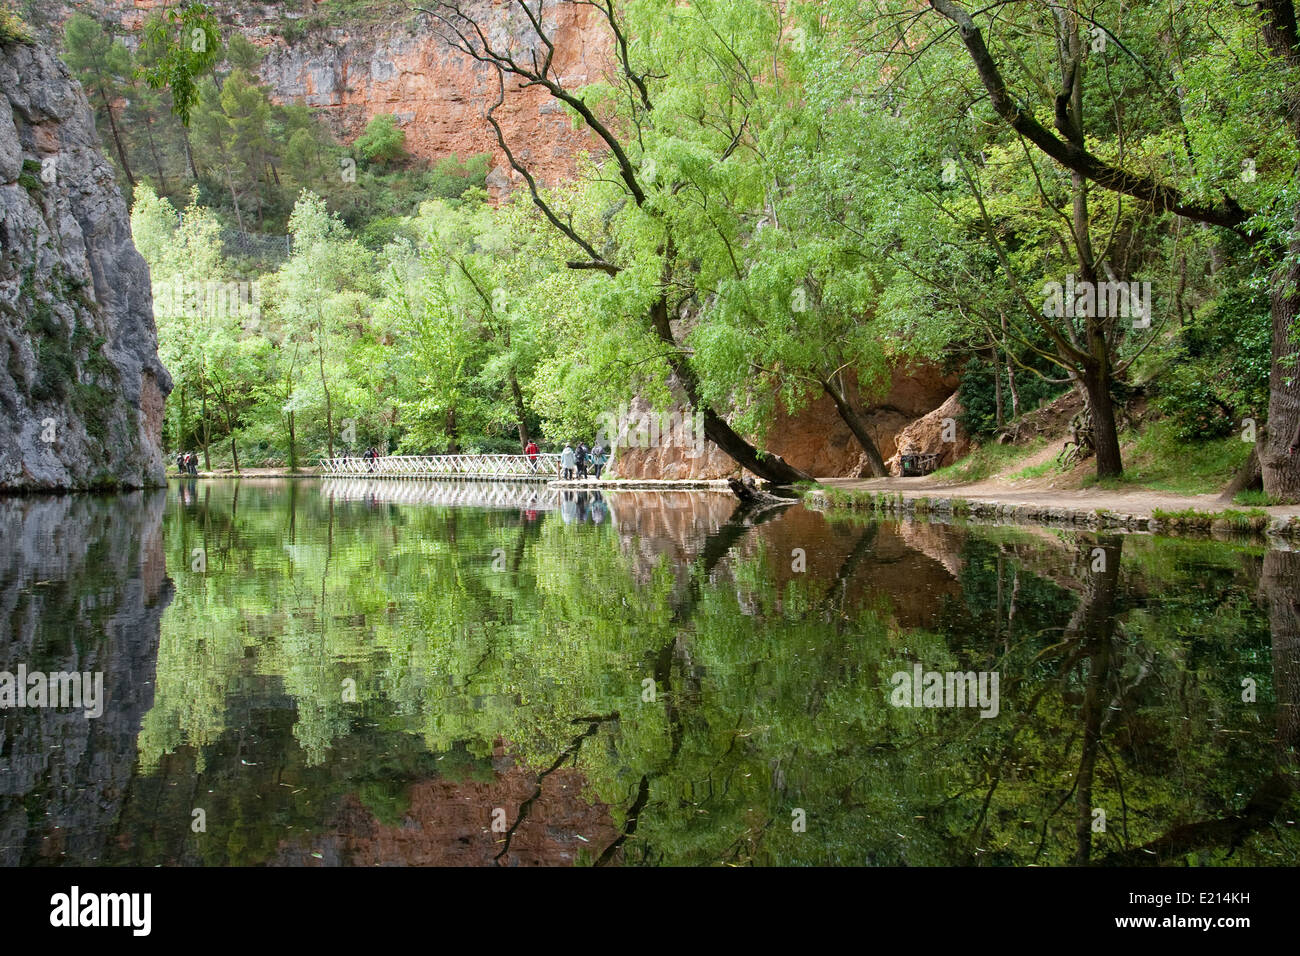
[{"x1": 727, "y1": 476, "x2": 799, "y2": 508}]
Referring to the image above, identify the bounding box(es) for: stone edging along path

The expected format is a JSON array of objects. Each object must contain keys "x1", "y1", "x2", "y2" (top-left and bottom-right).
[
  {"x1": 549, "y1": 478, "x2": 734, "y2": 490},
  {"x1": 805, "y1": 487, "x2": 1300, "y2": 544}
]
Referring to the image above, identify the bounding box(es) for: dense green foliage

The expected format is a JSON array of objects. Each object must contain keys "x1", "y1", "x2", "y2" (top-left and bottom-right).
[
  {"x1": 354, "y1": 113, "x2": 406, "y2": 166},
  {"x1": 958, "y1": 348, "x2": 1068, "y2": 439},
  {"x1": 59, "y1": 0, "x2": 1300, "y2": 480},
  {"x1": 1153, "y1": 286, "x2": 1273, "y2": 442}
]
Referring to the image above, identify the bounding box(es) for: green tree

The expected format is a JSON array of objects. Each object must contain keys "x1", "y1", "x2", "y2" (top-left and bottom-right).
[
  {"x1": 425, "y1": 0, "x2": 812, "y2": 483},
  {"x1": 137, "y1": 2, "x2": 222, "y2": 126},
  {"x1": 910, "y1": 0, "x2": 1300, "y2": 494},
  {"x1": 267, "y1": 191, "x2": 376, "y2": 462},
  {"x1": 355, "y1": 113, "x2": 406, "y2": 166},
  {"x1": 63, "y1": 13, "x2": 136, "y2": 185}
]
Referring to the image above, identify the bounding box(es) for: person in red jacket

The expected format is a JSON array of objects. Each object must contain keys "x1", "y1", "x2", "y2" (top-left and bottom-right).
[{"x1": 525, "y1": 439, "x2": 539, "y2": 471}]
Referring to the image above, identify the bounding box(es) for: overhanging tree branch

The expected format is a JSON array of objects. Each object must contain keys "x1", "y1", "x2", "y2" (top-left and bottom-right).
[{"x1": 927, "y1": 0, "x2": 1257, "y2": 238}]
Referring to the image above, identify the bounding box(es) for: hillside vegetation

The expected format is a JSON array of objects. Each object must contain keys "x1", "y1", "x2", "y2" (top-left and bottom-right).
[{"x1": 51, "y1": 1, "x2": 1300, "y2": 502}]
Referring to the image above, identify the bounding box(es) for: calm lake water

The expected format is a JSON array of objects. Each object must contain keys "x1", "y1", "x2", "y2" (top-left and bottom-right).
[{"x1": 2, "y1": 478, "x2": 1297, "y2": 866}]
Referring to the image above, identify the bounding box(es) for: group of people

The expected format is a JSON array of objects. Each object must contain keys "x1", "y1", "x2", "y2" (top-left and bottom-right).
[
  {"x1": 330, "y1": 447, "x2": 384, "y2": 471},
  {"x1": 175, "y1": 452, "x2": 199, "y2": 476},
  {"x1": 558, "y1": 440, "x2": 607, "y2": 480},
  {"x1": 523, "y1": 438, "x2": 606, "y2": 480}
]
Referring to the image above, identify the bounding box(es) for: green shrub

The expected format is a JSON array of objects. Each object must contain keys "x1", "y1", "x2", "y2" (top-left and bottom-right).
[
  {"x1": 355, "y1": 114, "x2": 406, "y2": 165},
  {"x1": 0, "y1": 6, "x2": 31, "y2": 44},
  {"x1": 427, "y1": 153, "x2": 490, "y2": 198},
  {"x1": 958, "y1": 347, "x2": 1066, "y2": 439},
  {"x1": 1153, "y1": 287, "x2": 1270, "y2": 443}
]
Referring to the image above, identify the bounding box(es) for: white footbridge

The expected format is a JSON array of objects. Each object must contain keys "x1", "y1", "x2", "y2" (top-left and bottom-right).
[{"x1": 320, "y1": 454, "x2": 562, "y2": 482}]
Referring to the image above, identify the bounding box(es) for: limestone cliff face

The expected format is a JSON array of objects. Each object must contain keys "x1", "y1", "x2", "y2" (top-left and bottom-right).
[{"x1": 0, "y1": 40, "x2": 170, "y2": 491}]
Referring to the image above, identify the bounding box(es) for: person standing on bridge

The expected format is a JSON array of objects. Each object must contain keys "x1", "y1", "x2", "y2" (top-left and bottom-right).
[
  {"x1": 560, "y1": 442, "x2": 576, "y2": 480},
  {"x1": 575, "y1": 441, "x2": 589, "y2": 479},
  {"x1": 525, "y1": 439, "x2": 539, "y2": 471},
  {"x1": 591, "y1": 443, "x2": 607, "y2": 480}
]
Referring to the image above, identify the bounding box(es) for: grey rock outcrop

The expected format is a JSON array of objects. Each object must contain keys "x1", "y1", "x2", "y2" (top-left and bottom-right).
[{"x1": 0, "y1": 39, "x2": 170, "y2": 491}]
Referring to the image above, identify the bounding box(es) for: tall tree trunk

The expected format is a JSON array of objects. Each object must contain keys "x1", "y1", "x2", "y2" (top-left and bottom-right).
[
  {"x1": 1065, "y1": 33, "x2": 1125, "y2": 481},
  {"x1": 317, "y1": 334, "x2": 334, "y2": 460},
  {"x1": 200, "y1": 378, "x2": 211, "y2": 471},
  {"x1": 214, "y1": 378, "x2": 239, "y2": 473},
  {"x1": 1261, "y1": 241, "x2": 1300, "y2": 501},
  {"x1": 1258, "y1": 1, "x2": 1300, "y2": 502},
  {"x1": 509, "y1": 369, "x2": 530, "y2": 447},
  {"x1": 820, "y1": 374, "x2": 887, "y2": 477},
  {"x1": 100, "y1": 87, "x2": 135, "y2": 187},
  {"x1": 226, "y1": 166, "x2": 245, "y2": 233},
  {"x1": 1003, "y1": 313, "x2": 1020, "y2": 419},
  {"x1": 178, "y1": 384, "x2": 188, "y2": 454},
  {"x1": 143, "y1": 113, "x2": 168, "y2": 193},
  {"x1": 648, "y1": 294, "x2": 810, "y2": 484},
  {"x1": 183, "y1": 128, "x2": 199, "y2": 180},
  {"x1": 446, "y1": 406, "x2": 459, "y2": 453},
  {"x1": 197, "y1": 356, "x2": 212, "y2": 471},
  {"x1": 990, "y1": 346, "x2": 1004, "y2": 427},
  {"x1": 1067, "y1": 60, "x2": 1123, "y2": 481},
  {"x1": 285, "y1": 348, "x2": 299, "y2": 472},
  {"x1": 226, "y1": 401, "x2": 239, "y2": 473},
  {"x1": 1080, "y1": 361, "x2": 1123, "y2": 479},
  {"x1": 254, "y1": 166, "x2": 264, "y2": 229},
  {"x1": 287, "y1": 409, "x2": 297, "y2": 472}
]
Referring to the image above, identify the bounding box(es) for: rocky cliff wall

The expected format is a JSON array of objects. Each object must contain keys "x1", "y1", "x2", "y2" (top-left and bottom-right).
[
  {"x1": 0, "y1": 39, "x2": 170, "y2": 490},
  {"x1": 611, "y1": 363, "x2": 962, "y2": 480}
]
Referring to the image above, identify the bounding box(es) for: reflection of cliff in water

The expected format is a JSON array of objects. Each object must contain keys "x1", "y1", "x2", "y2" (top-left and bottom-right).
[
  {"x1": 0, "y1": 492, "x2": 172, "y2": 865},
  {"x1": 110, "y1": 704, "x2": 622, "y2": 866},
  {"x1": 603, "y1": 492, "x2": 965, "y2": 630}
]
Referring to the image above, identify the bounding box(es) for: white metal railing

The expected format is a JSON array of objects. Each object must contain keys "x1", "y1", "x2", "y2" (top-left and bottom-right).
[{"x1": 319, "y1": 453, "x2": 563, "y2": 481}]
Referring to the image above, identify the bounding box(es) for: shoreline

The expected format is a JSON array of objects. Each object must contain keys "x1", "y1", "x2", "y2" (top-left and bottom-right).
[
  {"x1": 162, "y1": 471, "x2": 1300, "y2": 540},
  {"x1": 809, "y1": 483, "x2": 1300, "y2": 543},
  {"x1": 170, "y1": 469, "x2": 320, "y2": 479}
]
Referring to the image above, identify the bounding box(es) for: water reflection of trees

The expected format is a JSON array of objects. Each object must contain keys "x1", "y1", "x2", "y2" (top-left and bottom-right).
[{"x1": 132, "y1": 482, "x2": 1298, "y2": 865}]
